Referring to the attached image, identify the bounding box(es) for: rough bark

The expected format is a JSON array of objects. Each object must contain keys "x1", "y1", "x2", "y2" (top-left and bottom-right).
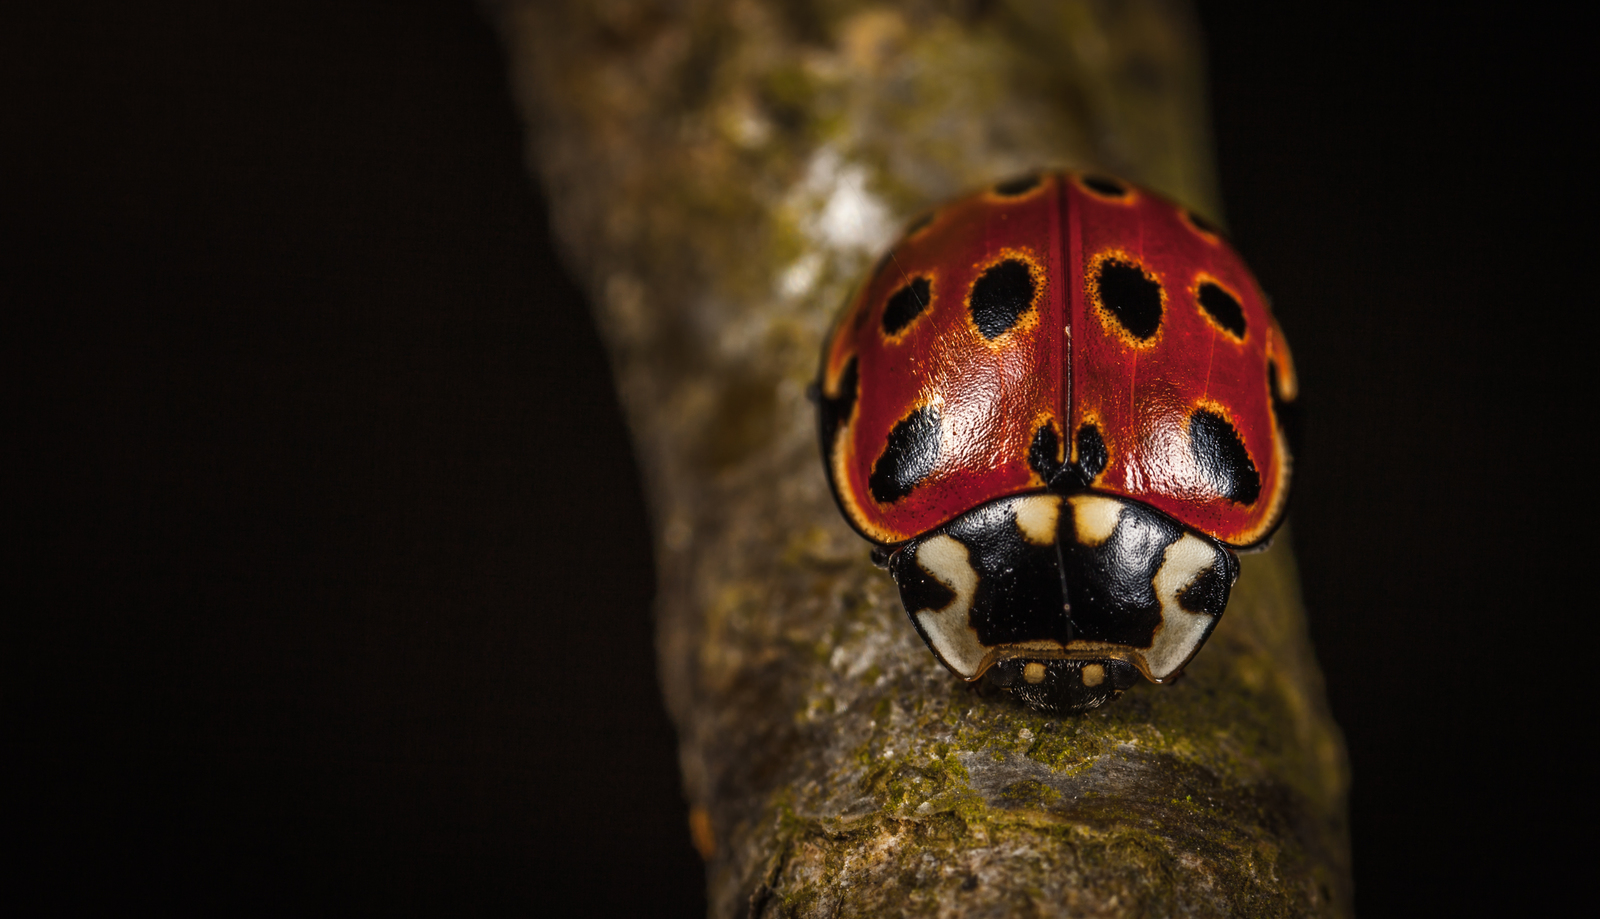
[{"x1": 488, "y1": 1, "x2": 1350, "y2": 915}]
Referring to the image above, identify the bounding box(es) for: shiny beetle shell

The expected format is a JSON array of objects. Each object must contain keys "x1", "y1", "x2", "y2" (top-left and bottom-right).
[{"x1": 816, "y1": 171, "x2": 1297, "y2": 712}]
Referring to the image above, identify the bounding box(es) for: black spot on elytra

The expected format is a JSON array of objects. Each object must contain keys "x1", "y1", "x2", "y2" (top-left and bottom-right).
[
  {"x1": 869, "y1": 405, "x2": 941, "y2": 503},
  {"x1": 816, "y1": 356, "x2": 859, "y2": 457},
  {"x1": 1186, "y1": 209, "x2": 1225, "y2": 238},
  {"x1": 881, "y1": 276, "x2": 931, "y2": 336},
  {"x1": 1096, "y1": 259, "x2": 1163, "y2": 340},
  {"x1": 1074, "y1": 423, "x2": 1108, "y2": 484},
  {"x1": 1081, "y1": 175, "x2": 1127, "y2": 197},
  {"x1": 969, "y1": 259, "x2": 1037, "y2": 339},
  {"x1": 1177, "y1": 544, "x2": 1237, "y2": 616},
  {"x1": 1028, "y1": 421, "x2": 1064, "y2": 485},
  {"x1": 994, "y1": 174, "x2": 1041, "y2": 196},
  {"x1": 1268, "y1": 359, "x2": 1302, "y2": 459},
  {"x1": 1198, "y1": 281, "x2": 1246, "y2": 338},
  {"x1": 1189, "y1": 408, "x2": 1260, "y2": 504}
]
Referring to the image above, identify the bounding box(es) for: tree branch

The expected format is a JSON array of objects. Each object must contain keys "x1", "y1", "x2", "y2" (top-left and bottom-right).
[{"x1": 489, "y1": 1, "x2": 1349, "y2": 914}]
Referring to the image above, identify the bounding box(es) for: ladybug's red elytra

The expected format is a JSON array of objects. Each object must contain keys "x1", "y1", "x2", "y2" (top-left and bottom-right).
[{"x1": 815, "y1": 171, "x2": 1297, "y2": 713}]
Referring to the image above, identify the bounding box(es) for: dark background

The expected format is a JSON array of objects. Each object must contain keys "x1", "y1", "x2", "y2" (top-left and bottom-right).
[{"x1": 8, "y1": 1, "x2": 1583, "y2": 914}]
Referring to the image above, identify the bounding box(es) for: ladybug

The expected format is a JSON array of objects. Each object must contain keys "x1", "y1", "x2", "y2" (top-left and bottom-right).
[{"x1": 815, "y1": 171, "x2": 1297, "y2": 712}]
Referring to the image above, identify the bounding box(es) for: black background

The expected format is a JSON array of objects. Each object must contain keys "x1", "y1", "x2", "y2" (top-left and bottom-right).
[{"x1": 8, "y1": 1, "x2": 1584, "y2": 914}]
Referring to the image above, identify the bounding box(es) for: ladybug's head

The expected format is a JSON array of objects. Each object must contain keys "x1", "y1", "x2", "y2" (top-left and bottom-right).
[{"x1": 984, "y1": 657, "x2": 1140, "y2": 713}]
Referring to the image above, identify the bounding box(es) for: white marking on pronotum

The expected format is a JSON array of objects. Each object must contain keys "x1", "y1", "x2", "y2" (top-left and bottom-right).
[
  {"x1": 1144, "y1": 534, "x2": 1223, "y2": 680},
  {"x1": 1069, "y1": 494, "x2": 1123, "y2": 546},
  {"x1": 1014, "y1": 495, "x2": 1062, "y2": 546},
  {"x1": 791, "y1": 146, "x2": 896, "y2": 254},
  {"x1": 1081, "y1": 663, "x2": 1106, "y2": 687},
  {"x1": 1023, "y1": 662, "x2": 1047, "y2": 684},
  {"x1": 910, "y1": 535, "x2": 986, "y2": 679}
]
